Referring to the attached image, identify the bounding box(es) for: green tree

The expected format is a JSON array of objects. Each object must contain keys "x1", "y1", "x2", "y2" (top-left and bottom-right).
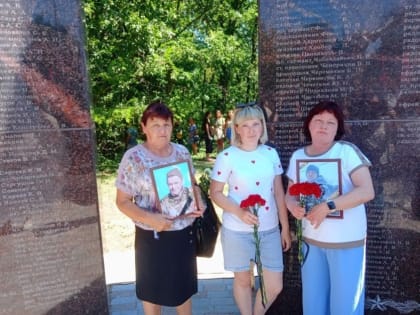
[{"x1": 83, "y1": 0, "x2": 258, "y2": 163}]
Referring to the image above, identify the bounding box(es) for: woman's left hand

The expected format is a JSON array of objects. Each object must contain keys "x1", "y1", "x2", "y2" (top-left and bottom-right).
[
  {"x1": 187, "y1": 209, "x2": 205, "y2": 218},
  {"x1": 305, "y1": 203, "x2": 330, "y2": 229},
  {"x1": 281, "y1": 229, "x2": 292, "y2": 251}
]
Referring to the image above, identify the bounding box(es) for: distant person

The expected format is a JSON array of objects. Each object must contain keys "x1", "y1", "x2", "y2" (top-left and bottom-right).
[
  {"x1": 285, "y1": 100, "x2": 375, "y2": 315},
  {"x1": 225, "y1": 109, "x2": 234, "y2": 145},
  {"x1": 173, "y1": 121, "x2": 184, "y2": 145},
  {"x1": 125, "y1": 126, "x2": 138, "y2": 150},
  {"x1": 115, "y1": 101, "x2": 204, "y2": 315},
  {"x1": 214, "y1": 109, "x2": 225, "y2": 152},
  {"x1": 187, "y1": 117, "x2": 199, "y2": 155},
  {"x1": 202, "y1": 111, "x2": 214, "y2": 161}
]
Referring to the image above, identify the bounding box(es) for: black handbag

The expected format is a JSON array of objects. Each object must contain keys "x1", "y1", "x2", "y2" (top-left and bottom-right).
[{"x1": 194, "y1": 189, "x2": 221, "y2": 258}]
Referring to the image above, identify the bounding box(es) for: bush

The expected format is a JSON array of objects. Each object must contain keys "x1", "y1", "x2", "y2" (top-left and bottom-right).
[{"x1": 93, "y1": 105, "x2": 144, "y2": 162}]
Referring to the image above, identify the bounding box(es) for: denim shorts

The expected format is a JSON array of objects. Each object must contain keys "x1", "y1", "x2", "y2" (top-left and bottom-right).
[{"x1": 221, "y1": 226, "x2": 284, "y2": 272}]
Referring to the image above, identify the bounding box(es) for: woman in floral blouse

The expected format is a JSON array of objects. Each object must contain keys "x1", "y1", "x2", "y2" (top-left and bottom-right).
[{"x1": 116, "y1": 101, "x2": 204, "y2": 315}]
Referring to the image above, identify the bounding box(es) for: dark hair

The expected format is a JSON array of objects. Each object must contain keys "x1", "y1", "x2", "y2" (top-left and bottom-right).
[
  {"x1": 140, "y1": 100, "x2": 173, "y2": 125},
  {"x1": 202, "y1": 111, "x2": 211, "y2": 125},
  {"x1": 303, "y1": 100, "x2": 345, "y2": 141}
]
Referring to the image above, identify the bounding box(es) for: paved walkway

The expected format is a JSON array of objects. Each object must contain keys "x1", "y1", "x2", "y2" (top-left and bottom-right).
[
  {"x1": 108, "y1": 278, "x2": 245, "y2": 315},
  {"x1": 105, "y1": 236, "x2": 255, "y2": 314}
]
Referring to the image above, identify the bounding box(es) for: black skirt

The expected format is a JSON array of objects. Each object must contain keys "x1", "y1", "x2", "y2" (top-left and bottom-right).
[{"x1": 134, "y1": 225, "x2": 197, "y2": 306}]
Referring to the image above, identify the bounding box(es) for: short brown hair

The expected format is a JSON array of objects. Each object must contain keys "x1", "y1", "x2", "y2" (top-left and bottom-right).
[
  {"x1": 303, "y1": 101, "x2": 345, "y2": 141},
  {"x1": 140, "y1": 100, "x2": 173, "y2": 125},
  {"x1": 167, "y1": 167, "x2": 183, "y2": 180}
]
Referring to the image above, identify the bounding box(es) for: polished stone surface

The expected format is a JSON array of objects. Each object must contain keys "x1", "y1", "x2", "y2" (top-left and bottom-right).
[
  {"x1": 260, "y1": 1, "x2": 419, "y2": 314},
  {"x1": 0, "y1": 1, "x2": 108, "y2": 314}
]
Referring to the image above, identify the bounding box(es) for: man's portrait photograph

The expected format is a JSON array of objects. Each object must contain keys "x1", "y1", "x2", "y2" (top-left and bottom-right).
[{"x1": 151, "y1": 160, "x2": 197, "y2": 219}]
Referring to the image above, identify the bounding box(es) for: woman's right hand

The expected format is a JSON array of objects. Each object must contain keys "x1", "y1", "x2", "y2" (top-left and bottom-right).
[
  {"x1": 238, "y1": 209, "x2": 259, "y2": 226},
  {"x1": 288, "y1": 201, "x2": 306, "y2": 220},
  {"x1": 150, "y1": 213, "x2": 174, "y2": 232}
]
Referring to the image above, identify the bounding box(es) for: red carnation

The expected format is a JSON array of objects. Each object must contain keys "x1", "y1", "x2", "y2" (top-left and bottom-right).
[
  {"x1": 289, "y1": 182, "x2": 322, "y2": 198},
  {"x1": 240, "y1": 194, "x2": 266, "y2": 208},
  {"x1": 239, "y1": 193, "x2": 267, "y2": 307},
  {"x1": 288, "y1": 181, "x2": 322, "y2": 265}
]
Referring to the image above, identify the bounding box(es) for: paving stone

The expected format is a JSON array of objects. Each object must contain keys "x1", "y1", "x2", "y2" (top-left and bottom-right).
[{"x1": 108, "y1": 278, "x2": 242, "y2": 315}]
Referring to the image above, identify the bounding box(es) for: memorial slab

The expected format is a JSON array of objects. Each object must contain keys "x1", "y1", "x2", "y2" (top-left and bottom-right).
[
  {"x1": 0, "y1": 1, "x2": 108, "y2": 314},
  {"x1": 259, "y1": 1, "x2": 419, "y2": 314}
]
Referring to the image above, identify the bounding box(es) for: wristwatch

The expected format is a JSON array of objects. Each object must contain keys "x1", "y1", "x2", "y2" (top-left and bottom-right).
[{"x1": 326, "y1": 200, "x2": 336, "y2": 213}]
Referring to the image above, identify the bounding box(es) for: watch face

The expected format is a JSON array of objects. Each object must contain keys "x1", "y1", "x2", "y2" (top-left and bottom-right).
[{"x1": 327, "y1": 201, "x2": 336, "y2": 210}]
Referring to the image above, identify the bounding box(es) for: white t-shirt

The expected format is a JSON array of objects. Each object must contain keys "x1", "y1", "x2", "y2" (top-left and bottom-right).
[
  {"x1": 211, "y1": 144, "x2": 283, "y2": 232},
  {"x1": 286, "y1": 141, "x2": 371, "y2": 246}
]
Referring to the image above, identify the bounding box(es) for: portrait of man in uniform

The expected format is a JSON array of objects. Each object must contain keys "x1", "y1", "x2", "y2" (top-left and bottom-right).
[{"x1": 151, "y1": 160, "x2": 197, "y2": 219}]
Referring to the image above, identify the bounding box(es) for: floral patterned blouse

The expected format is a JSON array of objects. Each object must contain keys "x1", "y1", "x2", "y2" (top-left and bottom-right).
[{"x1": 116, "y1": 143, "x2": 195, "y2": 231}]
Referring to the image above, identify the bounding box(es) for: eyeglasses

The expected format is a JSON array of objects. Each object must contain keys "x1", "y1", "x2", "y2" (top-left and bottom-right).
[{"x1": 235, "y1": 101, "x2": 257, "y2": 108}]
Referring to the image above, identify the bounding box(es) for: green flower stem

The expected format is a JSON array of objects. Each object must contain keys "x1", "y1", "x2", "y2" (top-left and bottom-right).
[
  {"x1": 296, "y1": 219, "x2": 303, "y2": 264},
  {"x1": 253, "y1": 206, "x2": 267, "y2": 308},
  {"x1": 297, "y1": 195, "x2": 305, "y2": 264}
]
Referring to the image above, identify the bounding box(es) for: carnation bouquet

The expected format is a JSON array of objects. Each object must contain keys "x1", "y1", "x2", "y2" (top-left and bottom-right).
[
  {"x1": 240, "y1": 194, "x2": 267, "y2": 308},
  {"x1": 288, "y1": 182, "x2": 322, "y2": 264}
]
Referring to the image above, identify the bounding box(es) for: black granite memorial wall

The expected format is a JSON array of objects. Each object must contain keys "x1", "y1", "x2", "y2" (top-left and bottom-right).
[
  {"x1": 0, "y1": 1, "x2": 108, "y2": 314},
  {"x1": 259, "y1": 1, "x2": 419, "y2": 314}
]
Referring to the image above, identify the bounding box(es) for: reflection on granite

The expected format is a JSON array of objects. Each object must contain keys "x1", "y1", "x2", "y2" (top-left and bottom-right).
[
  {"x1": 45, "y1": 277, "x2": 108, "y2": 315},
  {"x1": 0, "y1": 1, "x2": 108, "y2": 314}
]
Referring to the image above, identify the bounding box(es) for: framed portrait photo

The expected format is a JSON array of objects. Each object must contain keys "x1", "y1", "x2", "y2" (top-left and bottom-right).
[
  {"x1": 150, "y1": 160, "x2": 197, "y2": 219},
  {"x1": 296, "y1": 159, "x2": 343, "y2": 219}
]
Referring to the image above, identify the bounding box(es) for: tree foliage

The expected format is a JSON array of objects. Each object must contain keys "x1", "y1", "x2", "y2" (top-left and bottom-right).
[{"x1": 83, "y1": 0, "x2": 258, "y2": 160}]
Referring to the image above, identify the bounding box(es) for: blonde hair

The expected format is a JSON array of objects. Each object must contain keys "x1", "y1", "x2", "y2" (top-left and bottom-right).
[{"x1": 231, "y1": 105, "x2": 268, "y2": 146}]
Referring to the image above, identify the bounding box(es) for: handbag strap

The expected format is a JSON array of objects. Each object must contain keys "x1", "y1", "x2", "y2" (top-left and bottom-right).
[{"x1": 179, "y1": 195, "x2": 193, "y2": 216}]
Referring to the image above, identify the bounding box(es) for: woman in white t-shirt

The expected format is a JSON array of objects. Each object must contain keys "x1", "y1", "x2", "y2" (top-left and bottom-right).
[
  {"x1": 214, "y1": 109, "x2": 226, "y2": 152},
  {"x1": 210, "y1": 104, "x2": 291, "y2": 315},
  {"x1": 285, "y1": 101, "x2": 375, "y2": 315}
]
